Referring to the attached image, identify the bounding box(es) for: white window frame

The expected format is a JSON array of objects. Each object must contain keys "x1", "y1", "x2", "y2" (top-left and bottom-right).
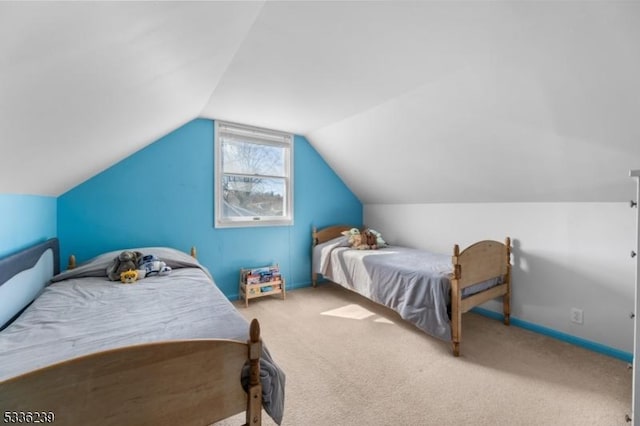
[{"x1": 214, "y1": 120, "x2": 294, "y2": 228}]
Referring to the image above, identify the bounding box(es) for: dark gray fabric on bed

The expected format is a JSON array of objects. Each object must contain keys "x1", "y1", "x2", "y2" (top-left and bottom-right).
[
  {"x1": 326, "y1": 246, "x2": 455, "y2": 340},
  {"x1": 0, "y1": 239, "x2": 59, "y2": 330},
  {"x1": 0, "y1": 247, "x2": 285, "y2": 424},
  {"x1": 361, "y1": 248, "x2": 454, "y2": 339},
  {"x1": 0, "y1": 238, "x2": 59, "y2": 287}
]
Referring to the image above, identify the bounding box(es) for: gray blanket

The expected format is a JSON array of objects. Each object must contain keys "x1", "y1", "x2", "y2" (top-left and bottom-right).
[
  {"x1": 361, "y1": 248, "x2": 453, "y2": 340},
  {"x1": 318, "y1": 243, "x2": 501, "y2": 341},
  {"x1": 323, "y1": 246, "x2": 454, "y2": 340},
  {"x1": 0, "y1": 247, "x2": 285, "y2": 424}
]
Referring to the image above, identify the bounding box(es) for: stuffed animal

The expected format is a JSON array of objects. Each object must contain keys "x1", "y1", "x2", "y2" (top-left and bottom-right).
[
  {"x1": 366, "y1": 228, "x2": 388, "y2": 248},
  {"x1": 137, "y1": 254, "x2": 172, "y2": 277},
  {"x1": 120, "y1": 269, "x2": 139, "y2": 284},
  {"x1": 107, "y1": 251, "x2": 143, "y2": 281},
  {"x1": 362, "y1": 229, "x2": 379, "y2": 250},
  {"x1": 341, "y1": 227, "x2": 360, "y2": 246},
  {"x1": 341, "y1": 228, "x2": 370, "y2": 250}
]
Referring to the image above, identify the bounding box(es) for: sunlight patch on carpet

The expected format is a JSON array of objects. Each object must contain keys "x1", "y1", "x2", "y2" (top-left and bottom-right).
[
  {"x1": 321, "y1": 304, "x2": 375, "y2": 320},
  {"x1": 374, "y1": 317, "x2": 394, "y2": 324}
]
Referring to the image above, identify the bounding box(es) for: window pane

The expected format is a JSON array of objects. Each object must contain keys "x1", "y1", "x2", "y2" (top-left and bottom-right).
[
  {"x1": 223, "y1": 175, "x2": 286, "y2": 217},
  {"x1": 222, "y1": 139, "x2": 285, "y2": 177},
  {"x1": 215, "y1": 120, "x2": 293, "y2": 228}
]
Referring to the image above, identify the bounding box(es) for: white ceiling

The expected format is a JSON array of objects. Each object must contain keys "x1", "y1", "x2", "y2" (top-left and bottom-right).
[{"x1": 1, "y1": 1, "x2": 639, "y2": 203}]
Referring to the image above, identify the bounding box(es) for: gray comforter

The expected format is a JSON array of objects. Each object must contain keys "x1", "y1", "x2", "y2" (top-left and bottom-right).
[
  {"x1": 315, "y1": 238, "x2": 501, "y2": 341},
  {"x1": 0, "y1": 247, "x2": 285, "y2": 424},
  {"x1": 321, "y1": 245, "x2": 454, "y2": 340}
]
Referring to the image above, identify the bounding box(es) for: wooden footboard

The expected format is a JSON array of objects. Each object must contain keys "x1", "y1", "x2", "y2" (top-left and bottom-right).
[
  {"x1": 450, "y1": 237, "x2": 511, "y2": 356},
  {"x1": 311, "y1": 225, "x2": 512, "y2": 357},
  {"x1": 0, "y1": 319, "x2": 264, "y2": 425}
]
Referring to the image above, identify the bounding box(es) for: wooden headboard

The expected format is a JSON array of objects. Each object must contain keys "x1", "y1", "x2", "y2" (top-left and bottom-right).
[{"x1": 312, "y1": 225, "x2": 354, "y2": 246}]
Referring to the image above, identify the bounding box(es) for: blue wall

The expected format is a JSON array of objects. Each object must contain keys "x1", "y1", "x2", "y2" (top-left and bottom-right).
[
  {"x1": 0, "y1": 194, "x2": 57, "y2": 258},
  {"x1": 58, "y1": 119, "x2": 362, "y2": 297}
]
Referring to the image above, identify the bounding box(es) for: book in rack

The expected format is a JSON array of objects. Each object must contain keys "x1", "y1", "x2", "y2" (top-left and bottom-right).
[{"x1": 239, "y1": 264, "x2": 286, "y2": 307}]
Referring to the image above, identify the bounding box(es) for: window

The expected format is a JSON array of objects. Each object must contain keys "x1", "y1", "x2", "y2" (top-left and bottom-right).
[{"x1": 215, "y1": 121, "x2": 293, "y2": 228}]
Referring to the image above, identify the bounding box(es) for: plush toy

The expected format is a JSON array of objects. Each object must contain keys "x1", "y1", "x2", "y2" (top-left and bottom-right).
[
  {"x1": 362, "y1": 229, "x2": 379, "y2": 250},
  {"x1": 341, "y1": 227, "x2": 360, "y2": 246},
  {"x1": 120, "y1": 269, "x2": 139, "y2": 284},
  {"x1": 341, "y1": 228, "x2": 370, "y2": 250},
  {"x1": 366, "y1": 228, "x2": 388, "y2": 248},
  {"x1": 107, "y1": 251, "x2": 143, "y2": 281},
  {"x1": 137, "y1": 254, "x2": 172, "y2": 277}
]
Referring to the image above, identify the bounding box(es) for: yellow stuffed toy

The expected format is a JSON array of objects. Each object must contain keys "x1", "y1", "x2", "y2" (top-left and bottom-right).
[{"x1": 120, "y1": 269, "x2": 138, "y2": 284}]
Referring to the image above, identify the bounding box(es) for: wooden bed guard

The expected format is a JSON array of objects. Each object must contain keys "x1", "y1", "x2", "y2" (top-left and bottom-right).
[
  {"x1": 312, "y1": 225, "x2": 511, "y2": 357},
  {"x1": 1, "y1": 319, "x2": 263, "y2": 426}
]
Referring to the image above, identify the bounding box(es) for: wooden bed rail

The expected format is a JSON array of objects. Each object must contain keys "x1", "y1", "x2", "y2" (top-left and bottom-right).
[
  {"x1": 246, "y1": 318, "x2": 263, "y2": 426},
  {"x1": 0, "y1": 318, "x2": 263, "y2": 426}
]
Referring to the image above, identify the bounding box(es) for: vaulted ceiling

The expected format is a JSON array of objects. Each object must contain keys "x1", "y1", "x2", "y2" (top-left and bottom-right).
[{"x1": 2, "y1": 1, "x2": 639, "y2": 202}]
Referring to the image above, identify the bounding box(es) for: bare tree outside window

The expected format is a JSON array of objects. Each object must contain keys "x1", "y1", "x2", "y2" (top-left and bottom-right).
[{"x1": 215, "y1": 122, "x2": 293, "y2": 227}]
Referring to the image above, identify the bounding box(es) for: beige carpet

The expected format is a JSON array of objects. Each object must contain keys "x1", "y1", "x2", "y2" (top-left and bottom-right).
[{"x1": 218, "y1": 283, "x2": 632, "y2": 426}]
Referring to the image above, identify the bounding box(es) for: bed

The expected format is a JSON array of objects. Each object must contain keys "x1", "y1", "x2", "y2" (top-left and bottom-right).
[
  {"x1": 312, "y1": 225, "x2": 511, "y2": 357},
  {"x1": 0, "y1": 238, "x2": 285, "y2": 425}
]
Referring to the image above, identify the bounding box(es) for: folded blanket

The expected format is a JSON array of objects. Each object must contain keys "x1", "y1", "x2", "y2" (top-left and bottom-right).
[{"x1": 243, "y1": 347, "x2": 286, "y2": 425}]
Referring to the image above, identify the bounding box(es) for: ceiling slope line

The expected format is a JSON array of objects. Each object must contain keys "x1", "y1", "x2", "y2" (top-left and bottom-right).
[
  {"x1": 196, "y1": 1, "x2": 268, "y2": 119},
  {"x1": 305, "y1": 66, "x2": 474, "y2": 140}
]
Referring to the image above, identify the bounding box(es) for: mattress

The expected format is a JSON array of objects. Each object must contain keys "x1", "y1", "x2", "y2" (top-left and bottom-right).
[{"x1": 0, "y1": 247, "x2": 285, "y2": 424}]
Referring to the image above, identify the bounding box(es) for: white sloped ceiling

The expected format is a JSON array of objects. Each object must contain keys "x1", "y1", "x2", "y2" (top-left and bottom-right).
[
  {"x1": 0, "y1": 1, "x2": 264, "y2": 196},
  {"x1": 2, "y1": 1, "x2": 639, "y2": 202}
]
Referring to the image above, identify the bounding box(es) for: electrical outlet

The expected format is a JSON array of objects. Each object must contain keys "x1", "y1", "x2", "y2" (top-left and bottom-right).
[{"x1": 571, "y1": 308, "x2": 584, "y2": 324}]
